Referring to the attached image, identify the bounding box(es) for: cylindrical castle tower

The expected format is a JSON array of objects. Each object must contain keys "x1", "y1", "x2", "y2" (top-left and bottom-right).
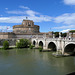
[{"x1": 13, "y1": 19, "x2": 40, "y2": 34}]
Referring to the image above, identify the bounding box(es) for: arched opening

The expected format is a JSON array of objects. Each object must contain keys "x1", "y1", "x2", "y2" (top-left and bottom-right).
[
  {"x1": 48, "y1": 42, "x2": 56, "y2": 51},
  {"x1": 39, "y1": 41, "x2": 43, "y2": 48},
  {"x1": 64, "y1": 44, "x2": 75, "y2": 55},
  {"x1": 33, "y1": 40, "x2": 36, "y2": 46}
]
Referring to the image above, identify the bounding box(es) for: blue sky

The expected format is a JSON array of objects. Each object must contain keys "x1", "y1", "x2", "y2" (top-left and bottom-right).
[{"x1": 0, "y1": 0, "x2": 75, "y2": 32}]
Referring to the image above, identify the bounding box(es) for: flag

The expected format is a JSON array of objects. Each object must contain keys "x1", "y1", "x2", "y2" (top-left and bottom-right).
[{"x1": 7, "y1": 27, "x2": 9, "y2": 29}]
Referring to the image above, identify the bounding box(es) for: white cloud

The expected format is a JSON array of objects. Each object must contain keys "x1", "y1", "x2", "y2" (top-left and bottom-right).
[
  {"x1": 0, "y1": 15, "x2": 52, "y2": 23},
  {"x1": 26, "y1": 10, "x2": 40, "y2": 16},
  {"x1": 28, "y1": 15, "x2": 52, "y2": 22},
  {"x1": 0, "y1": 16, "x2": 23, "y2": 23},
  {"x1": 1, "y1": 8, "x2": 53, "y2": 23},
  {"x1": 0, "y1": 26, "x2": 13, "y2": 32},
  {"x1": 61, "y1": 29, "x2": 70, "y2": 33},
  {"x1": 6, "y1": 10, "x2": 40, "y2": 16},
  {"x1": 64, "y1": 0, "x2": 75, "y2": 5},
  {"x1": 0, "y1": 15, "x2": 3, "y2": 16},
  {"x1": 53, "y1": 25, "x2": 75, "y2": 29},
  {"x1": 54, "y1": 13, "x2": 75, "y2": 25},
  {"x1": 5, "y1": 8, "x2": 8, "y2": 10},
  {"x1": 19, "y1": 6, "x2": 30, "y2": 9},
  {"x1": 0, "y1": 17, "x2": 10, "y2": 20},
  {"x1": 6, "y1": 11, "x2": 26, "y2": 14}
]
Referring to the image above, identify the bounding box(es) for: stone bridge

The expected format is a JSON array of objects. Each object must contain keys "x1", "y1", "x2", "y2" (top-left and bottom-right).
[{"x1": 31, "y1": 33, "x2": 75, "y2": 54}]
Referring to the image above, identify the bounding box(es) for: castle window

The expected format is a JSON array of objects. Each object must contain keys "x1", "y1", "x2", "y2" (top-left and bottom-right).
[
  {"x1": 28, "y1": 25, "x2": 31, "y2": 26},
  {"x1": 32, "y1": 23, "x2": 33, "y2": 25},
  {"x1": 28, "y1": 22, "x2": 31, "y2": 26},
  {"x1": 26, "y1": 22, "x2": 27, "y2": 25},
  {"x1": 29, "y1": 28, "x2": 31, "y2": 31},
  {"x1": 28, "y1": 22, "x2": 29, "y2": 25}
]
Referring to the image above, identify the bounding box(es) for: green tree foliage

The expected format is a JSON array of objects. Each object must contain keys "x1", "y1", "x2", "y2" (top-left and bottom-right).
[
  {"x1": 39, "y1": 46, "x2": 43, "y2": 52},
  {"x1": 29, "y1": 45, "x2": 34, "y2": 49},
  {"x1": 69, "y1": 30, "x2": 75, "y2": 33},
  {"x1": 16, "y1": 39, "x2": 31, "y2": 48},
  {"x1": 52, "y1": 32, "x2": 67, "y2": 37},
  {"x1": 61, "y1": 33, "x2": 67, "y2": 37},
  {"x1": 53, "y1": 32, "x2": 59, "y2": 37},
  {"x1": 3, "y1": 40, "x2": 9, "y2": 50}
]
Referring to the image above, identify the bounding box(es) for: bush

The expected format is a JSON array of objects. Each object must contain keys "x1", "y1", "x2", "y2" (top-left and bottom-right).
[
  {"x1": 16, "y1": 39, "x2": 31, "y2": 48},
  {"x1": 3, "y1": 40, "x2": 9, "y2": 50},
  {"x1": 39, "y1": 46, "x2": 43, "y2": 52},
  {"x1": 29, "y1": 45, "x2": 34, "y2": 49}
]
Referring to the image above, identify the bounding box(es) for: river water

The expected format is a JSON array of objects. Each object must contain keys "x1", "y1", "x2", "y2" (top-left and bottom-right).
[{"x1": 0, "y1": 48, "x2": 75, "y2": 75}]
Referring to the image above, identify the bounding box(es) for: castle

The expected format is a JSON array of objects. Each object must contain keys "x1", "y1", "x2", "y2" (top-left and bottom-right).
[{"x1": 0, "y1": 19, "x2": 52, "y2": 39}]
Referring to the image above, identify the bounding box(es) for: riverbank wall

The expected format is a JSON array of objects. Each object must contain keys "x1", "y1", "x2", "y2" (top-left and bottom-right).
[{"x1": 0, "y1": 39, "x2": 17, "y2": 46}]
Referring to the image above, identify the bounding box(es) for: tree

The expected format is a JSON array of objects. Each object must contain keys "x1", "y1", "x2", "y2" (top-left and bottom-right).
[
  {"x1": 61, "y1": 33, "x2": 67, "y2": 37},
  {"x1": 16, "y1": 39, "x2": 31, "y2": 48},
  {"x1": 3, "y1": 40, "x2": 9, "y2": 50},
  {"x1": 54, "y1": 32, "x2": 59, "y2": 37}
]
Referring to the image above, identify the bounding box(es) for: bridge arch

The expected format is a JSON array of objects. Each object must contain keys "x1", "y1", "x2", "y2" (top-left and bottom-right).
[
  {"x1": 39, "y1": 41, "x2": 43, "y2": 48},
  {"x1": 64, "y1": 43, "x2": 75, "y2": 55},
  {"x1": 33, "y1": 40, "x2": 36, "y2": 46},
  {"x1": 48, "y1": 42, "x2": 57, "y2": 51}
]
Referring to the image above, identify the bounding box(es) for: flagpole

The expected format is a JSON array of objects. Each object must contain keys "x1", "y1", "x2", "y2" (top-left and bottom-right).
[{"x1": 6, "y1": 27, "x2": 9, "y2": 32}]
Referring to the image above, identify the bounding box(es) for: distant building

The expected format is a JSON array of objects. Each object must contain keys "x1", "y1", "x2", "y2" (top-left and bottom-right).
[
  {"x1": 0, "y1": 19, "x2": 52, "y2": 39},
  {"x1": 13, "y1": 20, "x2": 39, "y2": 34},
  {"x1": 67, "y1": 30, "x2": 75, "y2": 38}
]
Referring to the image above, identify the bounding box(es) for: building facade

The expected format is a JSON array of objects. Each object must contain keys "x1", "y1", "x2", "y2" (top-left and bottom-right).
[
  {"x1": 13, "y1": 20, "x2": 39, "y2": 34},
  {"x1": 0, "y1": 19, "x2": 52, "y2": 39}
]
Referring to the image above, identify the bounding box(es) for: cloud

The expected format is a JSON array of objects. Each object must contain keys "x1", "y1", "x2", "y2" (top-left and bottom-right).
[
  {"x1": 0, "y1": 15, "x2": 52, "y2": 23},
  {"x1": 1, "y1": 7, "x2": 53, "y2": 23},
  {"x1": 26, "y1": 10, "x2": 40, "y2": 16},
  {"x1": 19, "y1": 6, "x2": 30, "y2": 9},
  {"x1": 0, "y1": 16, "x2": 23, "y2": 23},
  {"x1": 0, "y1": 15, "x2": 3, "y2": 16},
  {"x1": 61, "y1": 29, "x2": 70, "y2": 33},
  {"x1": 64, "y1": 0, "x2": 75, "y2": 5},
  {"x1": 6, "y1": 9, "x2": 40, "y2": 16},
  {"x1": 53, "y1": 25, "x2": 75, "y2": 29},
  {"x1": 54, "y1": 13, "x2": 75, "y2": 25},
  {"x1": 6, "y1": 11, "x2": 26, "y2": 15},
  {"x1": 28, "y1": 15, "x2": 52, "y2": 22},
  {"x1": 0, "y1": 26, "x2": 13, "y2": 32},
  {"x1": 5, "y1": 8, "x2": 8, "y2": 10}
]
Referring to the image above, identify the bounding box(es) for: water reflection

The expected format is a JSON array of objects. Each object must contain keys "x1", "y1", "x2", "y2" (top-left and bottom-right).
[
  {"x1": 0, "y1": 49, "x2": 75, "y2": 75},
  {"x1": 41, "y1": 52, "x2": 75, "y2": 74},
  {"x1": 0, "y1": 50, "x2": 10, "y2": 57}
]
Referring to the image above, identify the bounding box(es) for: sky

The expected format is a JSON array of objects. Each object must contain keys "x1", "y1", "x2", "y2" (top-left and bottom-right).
[{"x1": 0, "y1": 0, "x2": 75, "y2": 33}]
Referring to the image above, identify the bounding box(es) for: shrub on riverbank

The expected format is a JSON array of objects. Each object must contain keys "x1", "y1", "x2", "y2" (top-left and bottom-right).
[
  {"x1": 16, "y1": 39, "x2": 31, "y2": 48},
  {"x1": 29, "y1": 45, "x2": 34, "y2": 49},
  {"x1": 39, "y1": 46, "x2": 43, "y2": 52},
  {"x1": 3, "y1": 40, "x2": 9, "y2": 50}
]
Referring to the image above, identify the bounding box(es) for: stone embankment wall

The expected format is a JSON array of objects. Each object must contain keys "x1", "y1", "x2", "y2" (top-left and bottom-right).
[{"x1": 0, "y1": 39, "x2": 17, "y2": 46}]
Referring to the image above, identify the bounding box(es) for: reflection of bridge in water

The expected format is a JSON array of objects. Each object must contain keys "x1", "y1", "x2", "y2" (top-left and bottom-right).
[{"x1": 31, "y1": 33, "x2": 75, "y2": 55}]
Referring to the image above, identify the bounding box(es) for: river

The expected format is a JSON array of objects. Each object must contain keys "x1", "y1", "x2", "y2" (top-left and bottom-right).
[{"x1": 0, "y1": 48, "x2": 75, "y2": 75}]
